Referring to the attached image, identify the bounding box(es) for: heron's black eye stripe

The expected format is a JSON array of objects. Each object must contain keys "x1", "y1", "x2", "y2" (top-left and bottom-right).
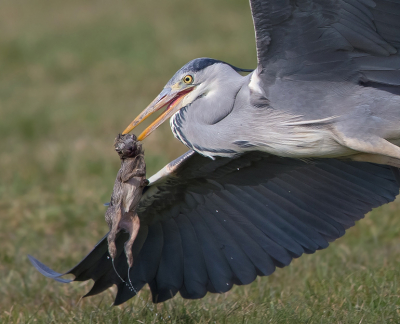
[{"x1": 183, "y1": 75, "x2": 193, "y2": 84}]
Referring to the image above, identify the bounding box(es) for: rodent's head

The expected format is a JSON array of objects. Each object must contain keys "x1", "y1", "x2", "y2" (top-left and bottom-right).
[{"x1": 114, "y1": 134, "x2": 143, "y2": 159}]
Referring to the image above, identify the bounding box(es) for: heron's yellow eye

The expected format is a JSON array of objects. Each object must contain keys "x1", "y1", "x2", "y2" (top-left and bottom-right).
[{"x1": 183, "y1": 75, "x2": 193, "y2": 84}]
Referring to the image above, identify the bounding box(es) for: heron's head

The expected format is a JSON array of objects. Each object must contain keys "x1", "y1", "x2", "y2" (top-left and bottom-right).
[{"x1": 122, "y1": 58, "x2": 252, "y2": 140}]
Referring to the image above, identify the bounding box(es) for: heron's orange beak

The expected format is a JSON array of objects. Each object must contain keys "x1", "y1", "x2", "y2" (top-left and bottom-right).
[{"x1": 122, "y1": 87, "x2": 194, "y2": 141}]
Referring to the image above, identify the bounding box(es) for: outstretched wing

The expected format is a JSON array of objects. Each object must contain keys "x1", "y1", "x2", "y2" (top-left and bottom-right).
[
  {"x1": 249, "y1": 0, "x2": 400, "y2": 89},
  {"x1": 29, "y1": 150, "x2": 400, "y2": 304}
]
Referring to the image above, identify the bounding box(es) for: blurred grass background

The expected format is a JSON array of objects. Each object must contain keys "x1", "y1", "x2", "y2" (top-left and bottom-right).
[{"x1": 1, "y1": 0, "x2": 400, "y2": 323}]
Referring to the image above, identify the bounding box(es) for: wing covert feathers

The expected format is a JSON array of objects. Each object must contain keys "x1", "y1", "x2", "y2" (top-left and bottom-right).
[{"x1": 249, "y1": 0, "x2": 400, "y2": 89}]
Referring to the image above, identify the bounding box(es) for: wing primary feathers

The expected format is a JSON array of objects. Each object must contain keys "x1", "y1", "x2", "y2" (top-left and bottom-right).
[
  {"x1": 114, "y1": 225, "x2": 163, "y2": 305},
  {"x1": 272, "y1": 173, "x2": 356, "y2": 229},
  {"x1": 197, "y1": 203, "x2": 257, "y2": 286},
  {"x1": 152, "y1": 219, "x2": 184, "y2": 303},
  {"x1": 245, "y1": 185, "x2": 330, "y2": 247},
  {"x1": 319, "y1": 161, "x2": 398, "y2": 201},
  {"x1": 84, "y1": 269, "x2": 116, "y2": 297},
  {"x1": 217, "y1": 187, "x2": 305, "y2": 257},
  {"x1": 262, "y1": 180, "x2": 345, "y2": 238},
  {"x1": 175, "y1": 213, "x2": 208, "y2": 299},
  {"x1": 286, "y1": 169, "x2": 367, "y2": 216},
  {"x1": 29, "y1": 149, "x2": 400, "y2": 305},
  {"x1": 27, "y1": 255, "x2": 73, "y2": 283},
  {"x1": 240, "y1": 185, "x2": 326, "y2": 251},
  {"x1": 307, "y1": 166, "x2": 387, "y2": 207},
  {"x1": 114, "y1": 227, "x2": 149, "y2": 305},
  {"x1": 187, "y1": 209, "x2": 234, "y2": 293},
  {"x1": 132, "y1": 223, "x2": 164, "y2": 284},
  {"x1": 299, "y1": 167, "x2": 378, "y2": 208},
  {"x1": 206, "y1": 194, "x2": 276, "y2": 276}
]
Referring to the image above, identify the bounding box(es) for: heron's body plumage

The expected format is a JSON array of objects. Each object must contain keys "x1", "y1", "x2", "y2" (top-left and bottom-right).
[
  {"x1": 166, "y1": 0, "x2": 400, "y2": 163},
  {"x1": 170, "y1": 65, "x2": 400, "y2": 162}
]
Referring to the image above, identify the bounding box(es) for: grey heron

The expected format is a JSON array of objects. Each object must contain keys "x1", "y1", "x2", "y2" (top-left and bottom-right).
[{"x1": 30, "y1": 0, "x2": 400, "y2": 305}]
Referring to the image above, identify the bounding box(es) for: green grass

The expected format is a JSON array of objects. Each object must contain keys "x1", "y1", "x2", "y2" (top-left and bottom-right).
[{"x1": 1, "y1": 0, "x2": 400, "y2": 323}]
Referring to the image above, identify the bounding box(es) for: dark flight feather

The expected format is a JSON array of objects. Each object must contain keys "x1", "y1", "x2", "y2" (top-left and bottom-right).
[{"x1": 29, "y1": 150, "x2": 400, "y2": 304}]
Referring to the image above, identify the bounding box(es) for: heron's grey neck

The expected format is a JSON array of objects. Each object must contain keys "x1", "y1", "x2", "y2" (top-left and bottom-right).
[{"x1": 170, "y1": 73, "x2": 255, "y2": 158}]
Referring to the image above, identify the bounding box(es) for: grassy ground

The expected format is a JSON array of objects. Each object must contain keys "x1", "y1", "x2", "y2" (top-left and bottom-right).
[{"x1": 1, "y1": 0, "x2": 400, "y2": 323}]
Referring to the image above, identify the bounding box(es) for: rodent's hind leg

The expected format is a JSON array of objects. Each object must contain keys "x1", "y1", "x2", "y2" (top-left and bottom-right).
[
  {"x1": 107, "y1": 205, "x2": 122, "y2": 260},
  {"x1": 122, "y1": 213, "x2": 141, "y2": 268}
]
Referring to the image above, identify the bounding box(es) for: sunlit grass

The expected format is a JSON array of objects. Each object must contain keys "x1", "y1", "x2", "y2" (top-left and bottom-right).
[{"x1": 1, "y1": 0, "x2": 400, "y2": 323}]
